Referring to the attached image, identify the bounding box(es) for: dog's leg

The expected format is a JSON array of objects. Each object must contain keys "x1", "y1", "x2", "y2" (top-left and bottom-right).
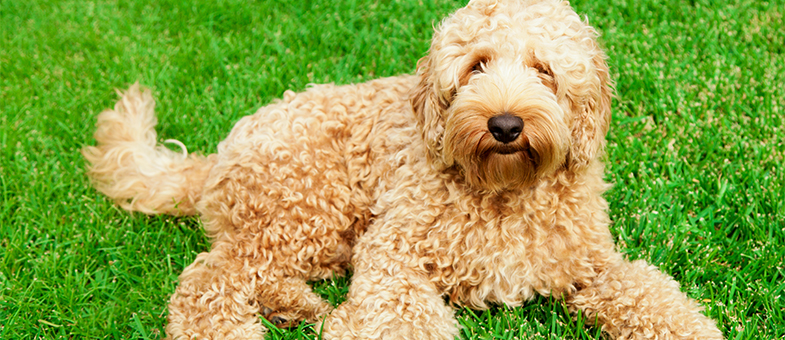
[
  {"x1": 168, "y1": 154, "x2": 356, "y2": 336},
  {"x1": 166, "y1": 240, "x2": 337, "y2": 339},
  {"x1": 568, "y1": 259, "x2": 723, "y2": 339},
  {"x1": 165, "y1": 246, "x2": 264, "y2": 339},
  {"x1": 320, "y1": 238, "x2": 459, "y2": 340},
  {"x1": 255, "y1": 276, "x2": 333, "y2": 327}
]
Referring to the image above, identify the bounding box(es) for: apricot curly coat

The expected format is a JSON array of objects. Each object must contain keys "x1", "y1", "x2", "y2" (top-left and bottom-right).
[{"x1": 83, "y1": 0, "x2": 723, "y2": 339}]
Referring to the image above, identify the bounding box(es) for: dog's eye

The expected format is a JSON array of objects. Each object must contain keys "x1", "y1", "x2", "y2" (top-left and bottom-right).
[
  {"x1": 471, "y1": 61, "x2": 484, "y2": 74},
  {"x1": 535, "y1": 64, "x2": 553, "y2": 78},
  {"x1": 536, "y1": 65, "x2": 557, "y2": 93}
]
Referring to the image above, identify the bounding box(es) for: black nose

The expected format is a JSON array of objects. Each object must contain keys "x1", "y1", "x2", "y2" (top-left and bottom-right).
[{"x1": 487, "y1": 114, "x2": 523, "y2": 143}]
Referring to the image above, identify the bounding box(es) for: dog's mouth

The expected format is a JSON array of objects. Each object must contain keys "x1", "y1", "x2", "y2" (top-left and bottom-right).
[
  {"x1": 493, "y1": 145, "x2": 522, "y2": 155},
  {"x1": 490, "y1": 144, "x2": 539, "y2": 164}
]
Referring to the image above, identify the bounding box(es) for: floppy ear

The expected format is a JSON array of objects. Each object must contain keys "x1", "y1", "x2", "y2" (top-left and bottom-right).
[
  {"x1": 568, "y1": 51, "x2": 613, "y2": 170},
  {"x1": 410, "y1": 55, "x2": 449, "y2": 167}
]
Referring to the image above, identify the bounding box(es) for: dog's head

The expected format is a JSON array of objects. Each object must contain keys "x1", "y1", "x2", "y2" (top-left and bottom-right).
[{"x1": 411, "y1": 0, "x2": 613, "y2": 192}]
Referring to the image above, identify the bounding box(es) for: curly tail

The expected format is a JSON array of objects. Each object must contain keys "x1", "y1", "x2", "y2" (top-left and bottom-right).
[{"x1": 82, "y1": 83, "x2": 216, "y2": 216}]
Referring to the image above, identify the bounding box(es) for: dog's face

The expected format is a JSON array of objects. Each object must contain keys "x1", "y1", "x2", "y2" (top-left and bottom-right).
[{"x1": 412, "y1": 0, "x2": 612, "y2": 192}]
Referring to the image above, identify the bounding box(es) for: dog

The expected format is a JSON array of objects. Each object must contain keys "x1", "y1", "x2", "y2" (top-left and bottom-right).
[{"x1": 83, "y1": 0, "x2": 724, "y2": 338}]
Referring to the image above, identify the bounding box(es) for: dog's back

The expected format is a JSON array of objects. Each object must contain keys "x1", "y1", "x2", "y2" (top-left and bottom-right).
[{"x1": 83, "y1": 76, "x2": 418, "y2": 218}]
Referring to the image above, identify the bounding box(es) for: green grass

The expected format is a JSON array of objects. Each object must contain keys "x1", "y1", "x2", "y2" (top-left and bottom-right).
[{"x1": 1, "y1": 0, "x2": 783, "y2": 338}]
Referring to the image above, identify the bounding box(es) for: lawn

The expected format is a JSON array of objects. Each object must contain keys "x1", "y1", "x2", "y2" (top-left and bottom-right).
[{"x1": 1, "y1": 0, "x2": 783, "y2": 339}]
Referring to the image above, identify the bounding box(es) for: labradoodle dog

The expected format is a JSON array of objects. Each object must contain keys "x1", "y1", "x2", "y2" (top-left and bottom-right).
[{"x1": 83, "y1": 0, "x2": 724, "y2": 339}]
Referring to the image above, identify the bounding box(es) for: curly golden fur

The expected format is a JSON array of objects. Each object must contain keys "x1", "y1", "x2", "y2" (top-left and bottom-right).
[{"x1": 82, "y1": 0, "x2": 723, "y2": 339}]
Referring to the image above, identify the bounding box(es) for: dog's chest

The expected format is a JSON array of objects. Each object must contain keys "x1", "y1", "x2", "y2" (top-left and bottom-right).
[
  {"x1": 438, "y1": 215, "x2": 555, "y2": 306},
  {"x1": 420, "y1": 192, "x2": 601, "y2": 308}
]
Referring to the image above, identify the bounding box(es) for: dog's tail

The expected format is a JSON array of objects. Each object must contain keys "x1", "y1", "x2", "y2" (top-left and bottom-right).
[{"x1": 82, "y1": 83, "x2": 216, "y2": 216}]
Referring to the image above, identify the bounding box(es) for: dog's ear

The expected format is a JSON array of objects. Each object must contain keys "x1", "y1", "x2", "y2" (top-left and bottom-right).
[
  {"x1": 411, "y1": 55, "x2": 449, "y2": 167},
  {"x1": 567, "y1": 51, "x2": 613, "y2": 170}
]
